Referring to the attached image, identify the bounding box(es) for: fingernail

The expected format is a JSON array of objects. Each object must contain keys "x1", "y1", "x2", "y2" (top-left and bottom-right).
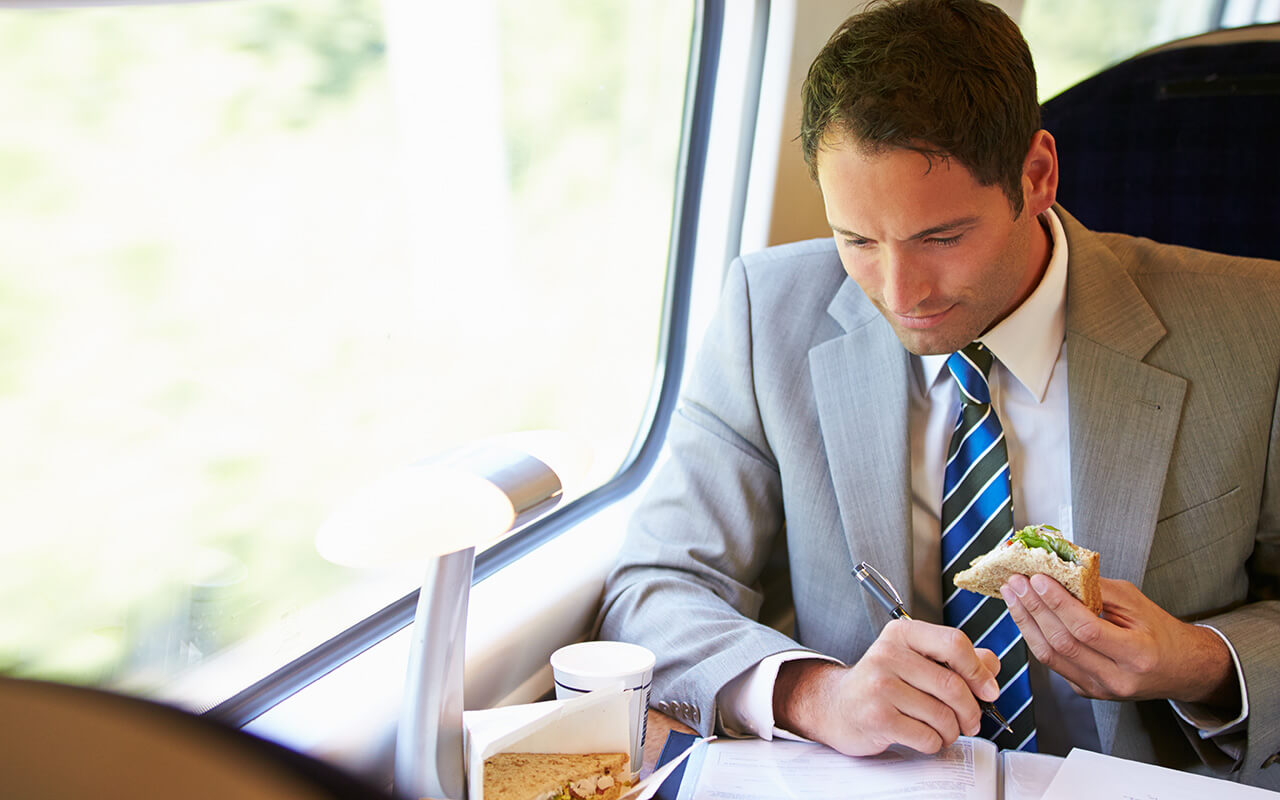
[
  {"x1": 1010, "y1": 575, "x2": 1029, "y2": 597},
  {"x1": 984, "y1": 679, "x2": 999, "y2": 699},
  {"x1": 1000, "y1": 585, "x2": 1016, "y2": 604},
  {"x1": 1030, "y1": 574, "x2": 1050, "y2": 594}
]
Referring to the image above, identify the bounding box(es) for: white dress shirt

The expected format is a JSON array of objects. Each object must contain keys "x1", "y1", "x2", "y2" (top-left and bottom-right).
[{"x1": 716, "y1": 209, "x2": 1247, "y2": 753}]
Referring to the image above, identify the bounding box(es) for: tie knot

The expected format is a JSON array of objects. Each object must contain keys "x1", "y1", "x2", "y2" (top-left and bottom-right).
[{"x1": 946, "y1": 342, "x2": 993, "y2": 405}]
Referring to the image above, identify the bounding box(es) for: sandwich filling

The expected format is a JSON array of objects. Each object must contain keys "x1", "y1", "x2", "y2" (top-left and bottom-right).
[
  {"x1": 1009, "y1": 524, "x2": 1076, "y2": 563},
  {"x1": 534, "y1": 772, "x2": 618, "y2": 800}
]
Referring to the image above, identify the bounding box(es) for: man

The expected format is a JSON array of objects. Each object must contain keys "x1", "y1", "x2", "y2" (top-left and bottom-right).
[{"x1": 597, "y1": 0, "x2": 1280, "y2": 788}]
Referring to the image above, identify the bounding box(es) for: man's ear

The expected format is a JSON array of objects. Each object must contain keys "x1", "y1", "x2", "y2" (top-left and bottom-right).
[{"x1": 1022, "y1": 129, "x2": 1058, "y2": 217}]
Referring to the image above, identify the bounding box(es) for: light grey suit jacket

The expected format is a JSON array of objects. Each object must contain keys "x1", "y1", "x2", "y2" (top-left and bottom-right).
[{"x1": 598, "y1": 207, "x2": 1280, "y2": 786}]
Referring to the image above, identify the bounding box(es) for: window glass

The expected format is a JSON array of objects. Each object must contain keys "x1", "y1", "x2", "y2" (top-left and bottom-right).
[
  {"x1": 1020, "y1": 0, "x2": 1219, "y2": 101},
  {"x1": 0, "y1": 0, "x2": 692, "y2": 710}
]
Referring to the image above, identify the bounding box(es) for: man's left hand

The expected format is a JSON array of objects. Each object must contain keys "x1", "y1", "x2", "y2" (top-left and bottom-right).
[{"x1": 1000, "y1": 574, "x2": 1239, "y2": 710}]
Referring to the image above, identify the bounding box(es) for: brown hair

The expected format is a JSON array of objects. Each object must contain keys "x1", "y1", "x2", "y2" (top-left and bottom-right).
[{"x1": 800, "y1": 0, "x2": 1039, "y2": 215}]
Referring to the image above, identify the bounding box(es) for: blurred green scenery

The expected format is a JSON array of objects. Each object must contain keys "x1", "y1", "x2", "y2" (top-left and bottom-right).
[
  {"x1": 0, "y1": 0, "x2": 690, "y2": 704},
  {"x1": 1022, "y1": 0, "x2": 1218, "y2": 101}
]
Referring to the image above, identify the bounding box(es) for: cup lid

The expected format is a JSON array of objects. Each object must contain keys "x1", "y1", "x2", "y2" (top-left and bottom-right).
[{"x1": 550, "y1": 641, "x2": 655, "y2": 677}]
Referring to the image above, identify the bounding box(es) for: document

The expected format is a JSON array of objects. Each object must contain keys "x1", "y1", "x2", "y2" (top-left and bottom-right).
[
  {"x1": 672, "y1": 737, "x2": 1062, "y2": 800},
  {"x1": 1041, "y1": 748, "x2": 1280, "y2": 799}
]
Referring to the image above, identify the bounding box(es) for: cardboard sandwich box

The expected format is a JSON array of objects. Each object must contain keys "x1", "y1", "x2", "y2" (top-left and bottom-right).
[
  {"x1": 463, "y1": 688, "x2": 705, "y2": 800},
  {"x1": 463, "y1": 688, "x2": 632, "y2": 800}
]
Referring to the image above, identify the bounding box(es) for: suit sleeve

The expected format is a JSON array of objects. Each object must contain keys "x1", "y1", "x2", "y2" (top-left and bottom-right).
[
  {"x1": 1201, "y1": 369, "x2": 1280, "y2": 783},
  {"x1": 595, "y1": 257, "x2": 815, "y2": 736}
]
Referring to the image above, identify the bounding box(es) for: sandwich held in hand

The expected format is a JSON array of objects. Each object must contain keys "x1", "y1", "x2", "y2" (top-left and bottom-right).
[
  {"x1": 483, "y1": 752, "x2": 633, "y2": 800},
  {"x1": 953, "y1": 525, "x2": 1102, "y2": 615}
]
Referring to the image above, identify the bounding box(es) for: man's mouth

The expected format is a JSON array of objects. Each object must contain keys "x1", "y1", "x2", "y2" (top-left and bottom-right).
[{"x1": 890, "y1": 305, "x2": 955, "y2": 329}]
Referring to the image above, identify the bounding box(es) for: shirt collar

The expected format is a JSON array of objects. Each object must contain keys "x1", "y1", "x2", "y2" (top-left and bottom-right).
[{"x1": 920, "y1": 207, "x2": 1068, "y2": 402}]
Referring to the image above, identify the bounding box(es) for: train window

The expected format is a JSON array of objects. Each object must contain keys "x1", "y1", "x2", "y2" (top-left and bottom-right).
[
  {"x1": 1022, "y1": 0, "x2": 1280, "y2": 102},
  {"x1": 1021, "y1": 1, "x2": 1219, "y2": 100},
  {"x1": 0, "y1": 0, "x2": 693, "y2": 711}
]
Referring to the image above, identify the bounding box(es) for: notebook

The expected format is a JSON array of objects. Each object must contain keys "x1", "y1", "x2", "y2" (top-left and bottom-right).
[{"x1": 657, "y1": 735, "x2": 1063, "y2": 800}]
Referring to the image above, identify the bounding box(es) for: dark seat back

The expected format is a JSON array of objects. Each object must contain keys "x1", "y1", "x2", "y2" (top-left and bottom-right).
[{"x1": 1041, "y1": 25, "x2": 1280, "y2": 260}]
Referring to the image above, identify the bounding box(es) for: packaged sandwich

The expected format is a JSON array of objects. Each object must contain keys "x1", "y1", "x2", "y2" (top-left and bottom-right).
[
  {"x1": 464, "y1": 689, "x2": 633, "y2": 800},
  {"x1": 953, "y1": 524, "x2": 1102, "y2": 615}
]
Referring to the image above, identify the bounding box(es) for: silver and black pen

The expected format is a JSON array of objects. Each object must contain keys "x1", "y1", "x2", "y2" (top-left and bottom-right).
[{"x1": 852, "y1": 560, "x2": 1012, "y2": 735}]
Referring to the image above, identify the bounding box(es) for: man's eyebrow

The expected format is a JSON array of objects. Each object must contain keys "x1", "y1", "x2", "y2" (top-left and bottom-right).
[
  {"x1": 908, "y1": 216, "x2": 980, "y2": 240},
  {"x1": 829, "y1": 224, "x2": 868, "y2": 239},
  {"x1": 829, "y1": 216, "x2": 980, "y2": 241}
]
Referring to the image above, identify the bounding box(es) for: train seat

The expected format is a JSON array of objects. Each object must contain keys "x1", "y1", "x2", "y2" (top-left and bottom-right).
[{"x1": 1041, "y1": 23, "x2": 1280, "y2": 260}]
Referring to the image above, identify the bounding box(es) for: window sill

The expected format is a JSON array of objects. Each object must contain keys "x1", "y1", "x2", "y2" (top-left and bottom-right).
[{"x1": 242, "y1": 493, "x2": 640, "y2": 787}]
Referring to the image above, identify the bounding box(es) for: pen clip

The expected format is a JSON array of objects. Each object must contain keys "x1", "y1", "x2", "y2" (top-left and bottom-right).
[{"x1": 853, "y1": 560, "x2": 904, "y2": 607}]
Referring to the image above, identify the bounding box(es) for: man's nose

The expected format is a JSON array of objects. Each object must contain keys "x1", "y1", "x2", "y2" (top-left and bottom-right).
[{"x1": 880, "y1": 250, "x2": 930, "y2": 315}]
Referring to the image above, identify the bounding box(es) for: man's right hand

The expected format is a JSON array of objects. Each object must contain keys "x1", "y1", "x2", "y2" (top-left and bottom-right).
[{"x1": 772, "y1": 619, "x2": 1001, "y2": 756}]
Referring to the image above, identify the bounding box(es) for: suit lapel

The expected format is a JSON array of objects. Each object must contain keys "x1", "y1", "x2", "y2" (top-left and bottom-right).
[
  {"x1": 810, "y1": 280, "x2": 913, "y2": 628},
  {"x1": 1058, "y1": 208, "x2": 1187, "y2": 752}
]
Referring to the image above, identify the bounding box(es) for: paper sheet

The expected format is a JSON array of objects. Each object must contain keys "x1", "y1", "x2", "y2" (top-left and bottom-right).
[
  {"x1": 673, "y1": 737, "x2": 998, "y2": 800},
  {"x1": 1002, "y1": 750, "x2": 1064, "y2": 800},
  {"x1": 1041, "y1": 749, "x2": 1279, "y2": 800}
]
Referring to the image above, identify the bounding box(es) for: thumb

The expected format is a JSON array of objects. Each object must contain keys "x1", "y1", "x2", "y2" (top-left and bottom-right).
[{"x1": 975, "y1": 647, "x2": 1002, "y2": 680}]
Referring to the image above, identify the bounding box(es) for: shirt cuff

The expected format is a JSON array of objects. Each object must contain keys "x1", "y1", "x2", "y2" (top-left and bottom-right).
[
  {"x1": 715, "y1": 650, "x2": 844, "y2": 741},
  {"x1": 1168, "y1": 624, "x2": 1249, "y2": 738}
]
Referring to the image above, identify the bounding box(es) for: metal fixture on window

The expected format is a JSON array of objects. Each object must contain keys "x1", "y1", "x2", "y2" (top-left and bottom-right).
[{"x1": 316, "y1": 432, "x2": 581, "y2": 799}]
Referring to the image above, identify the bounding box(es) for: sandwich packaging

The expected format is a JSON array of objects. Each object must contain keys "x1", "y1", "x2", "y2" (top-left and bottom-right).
[
  {"x1": 463, "y1": 687, "x2": 632, "y2": 800},
  {"x1": 463, "y1": 688, "x2": 706, "y2": 800}
]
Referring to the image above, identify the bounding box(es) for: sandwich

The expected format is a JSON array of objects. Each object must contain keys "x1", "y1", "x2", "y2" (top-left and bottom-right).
[
  {"x1": 953, "y1": 524, "x2": 1102, "y2": 615},
  {"x1": 483, "y1": 752, "x2": 633, "y2": 800}
]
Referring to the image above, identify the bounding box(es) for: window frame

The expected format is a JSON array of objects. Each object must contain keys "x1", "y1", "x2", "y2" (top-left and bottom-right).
[{"x1": 205, "y1": 0, "x2": 728, "y2": 728}]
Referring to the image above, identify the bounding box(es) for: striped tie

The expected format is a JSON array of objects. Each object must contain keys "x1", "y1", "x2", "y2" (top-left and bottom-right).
[{"x1": 940, "y1": 342, "x2": 1037, "y2": 752}]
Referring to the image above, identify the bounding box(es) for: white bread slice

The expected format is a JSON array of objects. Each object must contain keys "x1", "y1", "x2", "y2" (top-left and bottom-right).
[
  {"x1": 953, "y1": 530, "x2": 1102, "y2": 616},
  {"x1": 483, "y1": 752, "x2": 632, "y2": 800}
]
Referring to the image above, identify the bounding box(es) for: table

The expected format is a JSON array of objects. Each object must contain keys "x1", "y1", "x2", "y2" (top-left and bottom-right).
[{"x1": 641, "y1": 708, "x2": 696, "y2": 778}]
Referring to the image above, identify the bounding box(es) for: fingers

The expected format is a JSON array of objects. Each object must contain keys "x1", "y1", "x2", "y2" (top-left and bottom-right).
[
  {"x1": 991, "y1": 573, "x2": 1213, "y2": 704},
  {"x1": 852, "y1": 666, "x2": 962, "y2": 752},
  {"x1": 1000, "y1": 573, "x2": 1136, "y2": 698},
  {"x1": 892, "y1": 651, "x2": 984, "y2": 739},
  {"x1": 975, "y1": 647, "x2": 1002, "y2": 681},
  {"x1": 878, "y1": 620, "x2": 991, "y2": 734},
  {"x1": 1001, "y1": 575, "x2": 1076, "y2": 669},
  {"x1": 811, "y1": 619, "x2": 1018, "y2": 757},
  {"x1": 1097, "y1": 578, "x2": 1144, "y2": 626},
  {"x1": 1002, "y1": 575, "x2": 1104, "y2": 662},
  {"x1": 894, "y1": 619, "x2": 1001, "y2": 703}
]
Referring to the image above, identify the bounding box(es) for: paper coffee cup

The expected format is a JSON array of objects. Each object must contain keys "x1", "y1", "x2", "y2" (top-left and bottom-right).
[{"x1": 550, "y1": 641, "x2": 655, "y2": 773}]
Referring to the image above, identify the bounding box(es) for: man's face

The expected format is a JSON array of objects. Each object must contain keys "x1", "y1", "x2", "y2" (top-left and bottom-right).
[{"x1": 815, "y1": 141, "x2": 1047, "y2": 356}]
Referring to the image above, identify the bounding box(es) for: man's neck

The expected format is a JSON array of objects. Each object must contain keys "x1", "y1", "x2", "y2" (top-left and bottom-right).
[{"x1": 1023, "y1": 211, "x2": 1055, "y2": 305}]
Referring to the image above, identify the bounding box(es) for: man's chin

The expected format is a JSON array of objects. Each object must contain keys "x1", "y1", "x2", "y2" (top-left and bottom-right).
[
  {"x1": 887, "y1": 323, "x2": 973, "y2": 356},
  {"x1": 874, "y1": 303, "x2": 977, "y2": 355}
]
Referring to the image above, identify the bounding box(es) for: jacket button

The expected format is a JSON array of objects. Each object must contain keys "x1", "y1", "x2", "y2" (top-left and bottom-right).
[
  {"x1": 655, "y1": 701, "x2": 669, "y2": 713},
  {"x1": 1263, "y1": 753, "x2": 1280, "y2": 769}
]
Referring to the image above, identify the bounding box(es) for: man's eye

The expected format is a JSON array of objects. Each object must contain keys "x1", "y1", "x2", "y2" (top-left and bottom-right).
[
  {"x1": 843, "y1": 237, "x2": 870, "y2": 248},
  {"x1": 928, "y1": 235, "x2": 962, "y2": 247}
]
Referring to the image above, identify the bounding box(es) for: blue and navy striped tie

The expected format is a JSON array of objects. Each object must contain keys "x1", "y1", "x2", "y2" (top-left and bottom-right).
[{"x1": 940, "y1": 342, "x2": 1037, "y2": 752}]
